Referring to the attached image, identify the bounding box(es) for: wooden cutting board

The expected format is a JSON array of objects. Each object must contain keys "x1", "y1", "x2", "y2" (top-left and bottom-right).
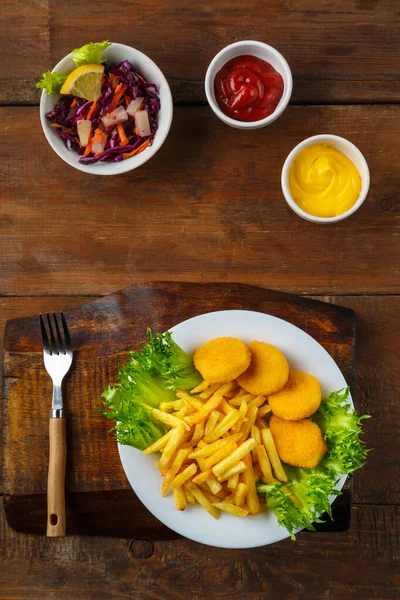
[{"x1": 2, "y1": 283, "x2": 355, "y2": 537}]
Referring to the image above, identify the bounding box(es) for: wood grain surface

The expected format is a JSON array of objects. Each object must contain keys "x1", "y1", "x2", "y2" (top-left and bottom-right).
[
  {"x1": 3, "y1": 283, "x2": 356, "y2": 536},
  {"x1": 1, "y1": 0, "x2": 400, "y2": 597},
  {"x1": 1, "y1": 105, "x2": 399, "y2": 296},
  {"x1": 2, "y1": 1, "x2": 400, "y2": 104}
]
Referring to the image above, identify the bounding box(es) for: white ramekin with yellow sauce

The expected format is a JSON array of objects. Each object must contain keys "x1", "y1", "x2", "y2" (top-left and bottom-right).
[{"x1": 281, "y1": 134, "x2": 370, "y2": 223}]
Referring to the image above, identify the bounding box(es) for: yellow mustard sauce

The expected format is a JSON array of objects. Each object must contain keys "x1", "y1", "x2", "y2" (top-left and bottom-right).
[{"x1": 289, "y1": 144, "x2": 362, "y2": 218}]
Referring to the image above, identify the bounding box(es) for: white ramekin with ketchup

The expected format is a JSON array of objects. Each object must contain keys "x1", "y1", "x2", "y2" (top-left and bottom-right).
[{"x1": 205, "y1": 40, "x2": 292, "y2": 130}]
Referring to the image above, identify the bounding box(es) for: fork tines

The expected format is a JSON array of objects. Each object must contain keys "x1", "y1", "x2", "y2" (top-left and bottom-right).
[{"x1": 40, "y1": 312, "x2": 72, "y2": 356}]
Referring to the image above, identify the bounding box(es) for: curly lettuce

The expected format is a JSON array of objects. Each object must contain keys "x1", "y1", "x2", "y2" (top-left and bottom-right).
[
  {"x1": 36, "y1": 40, "x2": 111, "y2": 94},
  {"x1": 99, "y1": 329, "x2": 201, "y2": 450},
  {"x1": 258, "y1": 388, "x2": 370, "y2": 539},
  {"x1": 35, "y1": 71, "x2": 67, "y2": 94},
  {"x1": 71, "y1": 40, "x2": 111, "y2": 67}
]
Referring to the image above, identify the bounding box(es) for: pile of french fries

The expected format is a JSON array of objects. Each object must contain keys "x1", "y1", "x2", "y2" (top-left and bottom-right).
[{"x1": 143, "y1": 379, "x2": 289, "y2": 519}]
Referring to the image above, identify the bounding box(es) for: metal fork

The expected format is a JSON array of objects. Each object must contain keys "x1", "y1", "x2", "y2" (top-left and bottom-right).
[{"x1": 40, "y1": 312, "x2": 73, "y2": 537}]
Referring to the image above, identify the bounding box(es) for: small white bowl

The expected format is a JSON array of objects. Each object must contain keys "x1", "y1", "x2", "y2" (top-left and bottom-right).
[
  {"x1": 281, "y1": 134, "x2": 370, "y2": 223},
  {"x1": 39, "y1": 42, "x2": 173, "y2": 175},
  {"x1": 205, "y1": 40, "x2": 292, "y2": 130}
]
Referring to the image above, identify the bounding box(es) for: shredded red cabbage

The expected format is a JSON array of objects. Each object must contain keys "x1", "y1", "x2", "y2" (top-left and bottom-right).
[{"x1": 45, "y1": 61, "x2": 160, "y2": 164}]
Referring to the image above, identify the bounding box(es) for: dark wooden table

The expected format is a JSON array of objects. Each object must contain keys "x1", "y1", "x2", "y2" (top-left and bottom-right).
[{"x1": 1, "y1": 2, "x2": 399, "y2": 599}]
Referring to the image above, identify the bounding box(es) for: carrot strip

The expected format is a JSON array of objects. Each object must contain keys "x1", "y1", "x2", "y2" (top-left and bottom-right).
[
  {"x1": 71, "y1": 98, "x2": 77, "y2": 108},
  {"x1": 86, "y1": 99, "x2": 97, "y2": 120},
  {"x1": 137, "y1": 73, "x2": 147, "y2": 85},
  {"x1": 109, "y1": 73, "x2": 119, "y2": 90},
  {"x1": 108, "y1": 83, "x2": 127, "y2": 113},
  {"x1": 50, "y1": 123, "x2": 63, "y2": 128},
  {"x1": 122, "y1": 138, "x2": 150, "y2": 159},
  {"x1": 117, "y1": 123, "x2": 129, "y2": 146}
]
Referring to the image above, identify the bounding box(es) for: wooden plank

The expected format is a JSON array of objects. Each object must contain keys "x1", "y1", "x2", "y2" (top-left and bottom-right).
[
  {"x1": 1, "y1": 105, "x2": 399, "y2": 296},
  {"x1": 319, "y1": 295, "x2": 400, "y2": 506},
  {"x1": 46, "y1": 0, "x2": 400, "y2": 105},
  {"x1": 0, "y1": 1, "x2": 51, "y2": 104},
  {"x1": 0, "y1": 297, "x2": 94, "y2": 495},
  {"x1": 1, "y1": 288, "x2": 398, "y2": 507},
  {"x1": 0, "y1": 502, "x2": 398, "y2": 599},
  {"x1": 2, "y1": 284, "x2": 355, "y2": 535}
]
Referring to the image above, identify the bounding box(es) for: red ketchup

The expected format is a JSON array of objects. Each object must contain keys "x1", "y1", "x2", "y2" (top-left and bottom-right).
[{"x1": 214, "y1": 55, "x2": 284, "y2": 122}]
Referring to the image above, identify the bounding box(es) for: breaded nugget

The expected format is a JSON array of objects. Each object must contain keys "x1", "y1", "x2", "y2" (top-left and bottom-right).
[
  {"x1": 269, "y1": 415, "x2": 327, "y2": 469},
  {"x1": 236, "y1": 341, "x2": 289, "y2": 396},
  {"x1": 194, "y1": 337, "x2": 251, "y2": 383},
  {"x1": 268, "y1": 371, "x2": 322, "y2": 421}
]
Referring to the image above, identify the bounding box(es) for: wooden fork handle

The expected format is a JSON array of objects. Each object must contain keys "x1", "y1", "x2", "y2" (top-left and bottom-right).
[{"x1": 47, "y1": 418, "x2": 66, "y2": 536}]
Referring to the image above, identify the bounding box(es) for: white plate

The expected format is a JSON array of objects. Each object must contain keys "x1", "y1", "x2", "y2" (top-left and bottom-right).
[{"x1": 118, "y1": 309, "x2": 352, "y2": 548}]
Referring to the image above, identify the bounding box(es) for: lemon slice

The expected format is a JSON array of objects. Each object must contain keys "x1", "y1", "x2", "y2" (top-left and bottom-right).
[{"x1": 60, "y1": 64, "x2": 104, "y2": 101}]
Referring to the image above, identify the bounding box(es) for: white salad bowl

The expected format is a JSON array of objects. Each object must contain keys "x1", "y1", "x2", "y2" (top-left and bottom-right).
[
  {"x1": 39, "y1": 42, "x2": 173, "y2": 175},
  {"x1": 281, "y1": 134, "x2": 370, "y2": 223},
  {"x1": 205, "y1": 40, "x2": 292, "y2": 130}
]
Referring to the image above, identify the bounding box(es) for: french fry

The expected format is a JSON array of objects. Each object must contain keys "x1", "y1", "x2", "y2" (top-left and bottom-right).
[
  {"x1": 173, "y1": 486, "x2": 187, "y2": 511},
  {"x1": 256, "y1": 444, "x2": 275, "y2": 484},
  {"x1": 189, "y1": 434, "x2": 242, "y2": 459},
  {"x1": 186, "y1": 483, "x2": 220, "y2": 518},
  {"x1": 223, "y1": 386, "x2": 240, "y2": 399},
  {"x1": 231, "y1": 399, "x2": 248, "y2": 432},
  {"x1": 204, "y1": 410, "x2": 221, "y2": 436},
  {"x1": 176, "y1": 391, "x2": 204, "y2": 411},
  {"x1": 242, "y1": 455, "x2": 261, "y2": 515},
  {"x1": 185, "y1": 382, "x2": 235, "y2": 426},
  {"x1": 143, "y1": 429, "x2": 173, "y2": 455},
  {"x1": 159, "y1": 399, "x2": 185, "y2": 413},
  {"x1": 199, "y1": 383, "x2": 221, "y2": 400},
  {"x1": 197, "y1": 457, "x2": 208, "y2": 472},
  {"x1": 217, "y1": 461, "x2": 247, "y2": 482},
  {"x1": 191, "y1": 380, "x2": 210, "y2": 394},
  {"x1": 173, "y1": 405, "x2": 194, "y2": 419},
  {"x1": 253, "y1": 463, "x2": 262, "y2": 482},
  {"x1": 206, "y1": 475, "x2": 223, "y2": 495},
  {"x1": 203, "y1": 410, "x2": 240, "y2": 443},
  {"x1": 256, "y1": 418, "x2": 268, "y2": 430},
  {"x1": 161, "y1": 447, "x2": 192, "y2": 496},
  {"x1": 233, "y1": 482, "x2": 248, "y2": 508},
  {"x1": 230, "y1": 393, "x2": 254, "y2": 407},
  {"x1": 171, "y1": 463, "x2": 197, "y2": 489},
  {"x1": 251, "y1": 425, "x2": 261, "y2": 445},
  {"x1": 158, "y1": 425, "x2": 187, "y2": 470},
  {"x1": 204, "y1": 441, "x2": 237, "y2": 470},
  {"x1": 212, "y1": 501, "x2": 248, "y2": 517},
  {"x1": 247, "y1": 396, "x2": 267, "y2": 410},
  {"x1": 261, "y1": 428, "x2": 288, "y2": 483},
  {"x1": 219, "y1": 398, "x2": 235, "y2": 414},
  {"x1": 192, "y1": 469, "x2": 212, "y2": 484},
  {"x1": 239, "y1": 405, "x2": 258, "y2": 442},
  {"x1": 212, "y1": 438, "x2": 257, "y2": 478},
  {"x1": 184, "y1": 485, "x2": 196, "y2": 504},
  {"x1": 197, "y1": 439, "x2": 208, "y2": 449},
  {"x1": 227, "y1": 473, "x2": 239, "y2": 490},
  {"x1": 149, "y1": 407, "x2": 190, "y2": 431},
  {"x1": 191, "y1": 420, "x2": 205, "y2": 445},
  {"x1": 257, "y1": 404, "x2": 271, "y2": 418}
]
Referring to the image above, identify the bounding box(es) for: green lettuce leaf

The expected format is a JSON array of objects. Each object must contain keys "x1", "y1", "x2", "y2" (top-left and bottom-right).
[
  {"x1": 258, "y1": 388, "x2": 370, "y2": 540},
  {"x1": 258, "y1": 466, "x2": 341, "y2": 540},
  {"x1": 72, "y1": 40, "x2": 112, "y2": 66},
  {"x1": 130, "y1": 328, "x2": 202, "y2": 391},
  {"x1": 99, "y1": 329, "x2": 201, "y2": 450},
  {"x1": 99, "y1": 386, "x2": 167, "y2": 450},
  {"x1": 313, "y1": 388, "x2": 370, "y2": 475},
  {"x1": 35, "y1": 71, "x2": 67, "y2": 94}
]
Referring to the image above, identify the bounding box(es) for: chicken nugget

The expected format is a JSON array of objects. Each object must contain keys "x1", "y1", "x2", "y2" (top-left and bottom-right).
[
  {"x1": 268, "y1": 371, "x2": 322, "y2": 421},
  {"x1": 194, "y1": 337, "x2": 251, "y2": 383},
  {"x1": 269, "y1": 415, "x2": 327, "y2": 469},
  {"x1": 236, "y1": 341, "x2": 289, "y2": 396}
]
